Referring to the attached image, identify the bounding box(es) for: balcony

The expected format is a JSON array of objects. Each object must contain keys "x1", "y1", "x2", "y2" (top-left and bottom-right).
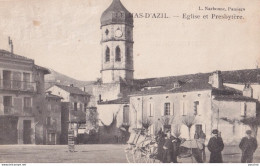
[
  {"x1": 23, "y1": 107, "x2": 33, "y2": 115},
  {"x1": 4, "y1": 106, "x2": 13, "y2": 114},
  {"x1": 3, "y1": 106, "x2": 33, "y2": 116},
  {"x1": 0, "y1": 79, "x2": 36, "y2": 92}
]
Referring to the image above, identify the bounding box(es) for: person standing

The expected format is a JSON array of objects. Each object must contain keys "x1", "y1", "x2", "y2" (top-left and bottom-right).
[
  {"x1": 156, "y1": 128, "x2": 165, "y2": 162},
  {"x1": 162, "y1": 130, "x2": 174, "y2": 163},
  {"x1": 207, "y1": 129, "x2": 224, "y2": 163},
  {"x1": 239, "y1": 130, "x2": 258, "y2": 163}
]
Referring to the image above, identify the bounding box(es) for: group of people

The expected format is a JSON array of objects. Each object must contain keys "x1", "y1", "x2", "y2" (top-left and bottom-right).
[{"x1": 155, "y1": 128, "x2": 258, "y2": 163}]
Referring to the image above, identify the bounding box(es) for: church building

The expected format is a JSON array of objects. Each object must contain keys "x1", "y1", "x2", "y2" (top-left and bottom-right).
[{"x1": 87, "y1": 0, "x2": 260, "y2": 144}]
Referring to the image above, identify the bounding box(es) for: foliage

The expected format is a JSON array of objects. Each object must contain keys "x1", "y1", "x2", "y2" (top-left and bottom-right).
[
  {"x1": 86, "y1": 107, "x2": 99, "y2": 132},
  {"x1": 159, "y1": 115, "x2": 175, "y2": 126},
  {"x1": 172, "y1": 124, "x2": 181, "y2": 138},
  {"x1": 100, "y1": 113, "x2": 118, "y2": 132},
  {"x1": 182, "y1": 115, "x2": 196, "y2": 129},
  {"x1": 220, "y1": 117, "x2": 239, "y2": 124},
  {"x1": 139, "y1": 117, "x2": 153, "y2": 130},
  {"x1": 239, "y1": 116, "x2": 260, "y2": 137}
]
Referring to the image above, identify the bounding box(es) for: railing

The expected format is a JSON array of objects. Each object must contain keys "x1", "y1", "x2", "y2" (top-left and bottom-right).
[
  {"x1": 4, "y1": 106, "x2": 13, "y2": 114},
  {"x1": 23, "y1": 107, "x2": 33, "y2": 114},
  {"x1": 3, "y1": 106, "x2": 33, "y2": 116},
  {"x1": 0, "y1": 79, "x2": 36, "y2": 92}
]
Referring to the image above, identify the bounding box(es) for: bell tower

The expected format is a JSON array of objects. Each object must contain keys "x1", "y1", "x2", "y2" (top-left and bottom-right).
[{"x1": 100, "y1": 0, "x2": 134, "y2": 84}]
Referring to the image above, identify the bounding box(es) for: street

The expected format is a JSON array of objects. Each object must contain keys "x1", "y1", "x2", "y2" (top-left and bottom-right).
[{"x1": 0, "y1": 144, "x2": 260, "y2": 163}]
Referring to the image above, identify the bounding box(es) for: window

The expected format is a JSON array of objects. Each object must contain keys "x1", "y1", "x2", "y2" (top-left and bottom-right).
[
  {"x1": 105, "y1": 47, "x2": 110, "y2": 62},
  {"x1": 47, "y1": 104, "x2": 51, "y2": 110},
  {"x1": 181, "y1": 101, "x2": 188, "y2": 116},
  {"x1": 24, "y1": 97, "x2": 32, "y2": 108},
  {"x1": 126, "y1": 47, "x2": 130, "y2": 62},
  {"x1": 164, "y1": 125, "x2": 171, "y2": 132},
  {"x1": 123, "y1": 105, "x2": 129, "y2": 124},
  {"x1": 3, "y1": 96, "x2": 12, "y2": 113},
  {"x1": 84, "y1": 104, "x2": 87, "y2": 112},
  {"x1": 23, "y1": 72, "x2": 30, "y2": 89},
  {"x1": 74, "y1": 102, "x2": 77, "y2": 111},
  {"x1": 194, "y1": 101, "x2": 199, "y2": 115},
  {"x1": 240, "y1": 102, "x2": 247, "y2": 117},
  {"x1": 105, "y1": 29, "x2": 109, "y2": 35},
  {"x1": 164, "y1": 103, "x2": 170, "y2": 116},
  {"x1": 115, "y1": 46, "x2": 121, "y2": 62},
  {"x1": 46, "y1": 117, "x2": 51, "y2": 125},
  {"x1": 148, "y1": 103, "x2": 154, "y2": 117}
]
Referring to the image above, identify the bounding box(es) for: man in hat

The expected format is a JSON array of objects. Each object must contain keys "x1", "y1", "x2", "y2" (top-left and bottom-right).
[
  {"x1": 207, "y1": 129, "x2": 224, "y2": 163},
  {"x1": 239, "y1": 130, "x2": 258, "y2": 163},
  {"x1": 162, "y1": 130, "x2": 174, "y2": 163}
]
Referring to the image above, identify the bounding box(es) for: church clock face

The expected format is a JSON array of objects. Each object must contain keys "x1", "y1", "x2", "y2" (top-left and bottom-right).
[{"x1": 115, "y1": 29, "x2": 123, "y2": 38}]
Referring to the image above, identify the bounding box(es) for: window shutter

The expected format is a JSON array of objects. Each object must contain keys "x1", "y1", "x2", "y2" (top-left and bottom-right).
[
  {"x1": 198, "y1": 100, "x2": 203, "y2": 116},
  {"x1": 240, "y1": 102, "x2": 245, "y2": 116},
  {"x1": 161, "y1": 103, "x2": 165, "y2": 116},
  {"x1": 180, "y1": 101, "x2": 184, "y2": 115},
  {"x1": 151, "y1": 103, "x2": 154, "y2": 116},
  {"x1": 184, "y1": 101, "x2": 188, "y2": 115},
  {"x1": 170, "y1": 103, "x2": 174, "y2": 116}
]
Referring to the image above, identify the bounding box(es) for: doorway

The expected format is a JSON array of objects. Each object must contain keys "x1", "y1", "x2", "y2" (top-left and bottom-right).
[{"x1": 23, "y1": 120, "x2": 31, "y2": 144}]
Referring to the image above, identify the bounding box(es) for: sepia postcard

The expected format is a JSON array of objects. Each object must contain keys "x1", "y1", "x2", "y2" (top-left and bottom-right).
[{"x1": 0, "y1": 0, "x2": 260, "y2": 164}]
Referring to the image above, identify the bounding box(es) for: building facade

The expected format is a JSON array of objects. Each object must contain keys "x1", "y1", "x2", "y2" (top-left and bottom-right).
[
  {"x1": 129, "y1": 71, "x2": 258, "y2": 144},
  {"x1": 45, "y1": 92, "x2": 62, "y2": 145},
  {"x1": 0, "y1": 49, "x2": 50, "y2": 144},
  {"x1": 46, "y1": 84, "x2": 90, "y2": 144}
]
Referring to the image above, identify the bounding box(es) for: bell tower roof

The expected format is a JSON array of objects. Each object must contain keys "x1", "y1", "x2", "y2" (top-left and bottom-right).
[{"x1": 100, "y1": 0, "x2": 133, "y2": 27}]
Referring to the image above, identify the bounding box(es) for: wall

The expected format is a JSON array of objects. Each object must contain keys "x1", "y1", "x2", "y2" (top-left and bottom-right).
[
  {"x1": 101, "y1": 23, "x2": 134, "y2": 84},
  {"x1": 47, "y1": 86, "x2": 70, "y2": 102},
  {"x1": 213, "y1": 100, "x2": 256, "y2": 144},
  {"x1": 129, "y1": 90, "x2": 213, "y2": 141},
  {"x1": 60, "y1": 102, "x2": 70, "y2": 144},
  {"x1": 225, "y1": 83, "x2": 260, "y2": 101},
  {"x1": 45, "y1": 97, "x2": 62, "y2": 144},
  {"x1": 97, "y1": 103, "x2": 129, "y2": 143},
  {"x1": 93, "y1": 83, "x2": 121, "y2": 102},
  {"x1": 0, "y1": 54, "x2": 47, "y2": 144}
]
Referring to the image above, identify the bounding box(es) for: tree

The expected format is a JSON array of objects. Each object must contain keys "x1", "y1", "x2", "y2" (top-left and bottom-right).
[
  {"x1": 85, "y1": 107, "x2": 99, "y2": 132},
  {"x1": 220, "y1": 117, "x2": 239, "y2": 134},
  {"x1": 239, "y1": 116, "x2": 260, "y2": 138},
  {"x1": 139, "y1": 117, "x2": 153, "y2": 130},
  {"x1": 182, "y1": 115, "x2": 196, "y2": 140},
  {"x1": 182, "y1": 115, "x2": 196, "y2": 163}
]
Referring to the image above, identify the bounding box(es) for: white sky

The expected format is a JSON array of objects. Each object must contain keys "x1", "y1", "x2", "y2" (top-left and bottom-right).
[{"x1": 0, "y1": 0, "x2": 259, "y2": 81}]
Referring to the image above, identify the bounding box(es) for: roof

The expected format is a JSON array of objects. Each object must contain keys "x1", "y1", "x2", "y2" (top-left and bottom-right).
[
  {"x1": 45, "y1": 92, "x2": 63, "y2": 99},
  {"x1": 0, "y1": 49, "x2": 34, "y2": 62},
  {"x1": 135, "y1": 69, "x2": 260, "y2": 88},
  {"x1": 35, "y1": 65, "x2": 51, "y2": 74},
  {"x1": 98, "y1": 97, "x2": 130, "y2": 105},
  {"x1": 0, "y1": 49, "x2": 50, "y2": 74},
  {"x1": 222, "y1": 69, "x2": 260, "y2": 84},
  {"x1": 100, "y1": 0, "x2": 133, "y2": 27},
  {"x1": 213, "y1": 95, "x2": 258, "y2": 102},
  {"x1": 54, "y1": 84, "x2": 90, "y2": 96}
]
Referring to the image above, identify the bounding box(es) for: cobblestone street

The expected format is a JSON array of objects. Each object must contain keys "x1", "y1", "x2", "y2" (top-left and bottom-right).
[{"x1": 0, "y1": 144, "x2": 260, "y2": 163}]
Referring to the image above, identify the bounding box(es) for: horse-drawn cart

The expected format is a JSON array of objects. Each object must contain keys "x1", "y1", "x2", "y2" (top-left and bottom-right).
[
  {"x1": 124, "y1": 128, "x2": 205, "y2": 163},
  {"x1": 124, "y1": 129, "x2": 158, "y2": 163}
]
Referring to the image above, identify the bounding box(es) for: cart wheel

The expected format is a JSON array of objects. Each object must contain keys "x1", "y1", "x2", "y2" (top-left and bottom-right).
[{"x1": 125, "y1": 147, "x2": 135, "y2": 163}]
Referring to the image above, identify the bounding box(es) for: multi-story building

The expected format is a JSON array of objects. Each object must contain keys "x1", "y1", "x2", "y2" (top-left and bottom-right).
[
  {"x1": 46, "y1": 84, "x2": 90, "y2": 144},
  {"x1": 45, "y1": 91, "x2": 62, "y2": 145},
  {"x1": 129, "y1": 71, "x2": 259, "y2": 145},
  {"x1": 0, "y1": 49, "x2": 50, "y2": 144}
]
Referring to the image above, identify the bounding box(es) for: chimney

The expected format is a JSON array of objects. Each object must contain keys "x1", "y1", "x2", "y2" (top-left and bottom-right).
[
  {"x1": 243, "y1": 83, "x2": 253, "y2": 98},
  {"x1": 257, "y1": 74, "x2": 260, "y2": 84},
  {"x1": 209, "y1": 70, "x2": 223, "y2": 89}
]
